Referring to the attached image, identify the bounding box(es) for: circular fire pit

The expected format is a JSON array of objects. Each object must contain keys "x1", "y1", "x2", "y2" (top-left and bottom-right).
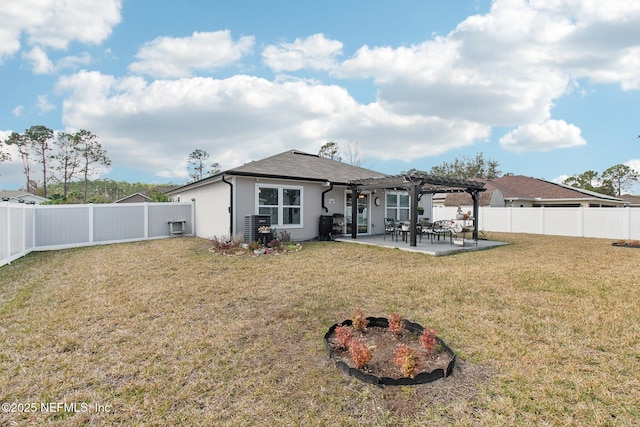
[{"x1": 324, "y1": 317, "x2": 456, "y2": 386}]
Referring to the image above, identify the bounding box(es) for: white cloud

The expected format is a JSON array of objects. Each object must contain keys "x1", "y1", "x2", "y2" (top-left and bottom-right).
[
  {"x1": 55, "y1": 70, "x2": 491, "y2": 179},
  {"x1": 22, "y1": 46, "x2": 92, "y2": 74},
  {"x1": 334, "y1": 0, "x2": 640, "y2": 138},
  {"x1": 128, "y1": 31, "x2": 255, "y2": 79},
  {"x1": 22, "y1": 46, "x2": 54, "y2": 74},
  {"x1": 499, "y1": 120, "x2": 587, "y2": 152},
  {"x1": 12, "y1": 105, "x2": 24, "y2": 117},
  {"x1": 552, "y1": 174, "x2": 570, "y2": 184},
  {"x1": 0, "y1": 0, "x2": 122, "y2": 60},
  {"x1": 626, "y1": 159, "x2": 640, "y2": 173},
  {"x1": 36, "y1": 95, "x2": 55, "y2": 113},
  {"x1": 262, "y1": 33, "x2": 343, "y2": 72}
]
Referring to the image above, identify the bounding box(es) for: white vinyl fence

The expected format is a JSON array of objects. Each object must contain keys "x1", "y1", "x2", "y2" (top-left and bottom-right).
[
  {"x1": 1, "y1": 202, "x2": 193, "y2": 267},
  {"x1": 433, "y1": 206, "x2": 640, "y2": 240}
]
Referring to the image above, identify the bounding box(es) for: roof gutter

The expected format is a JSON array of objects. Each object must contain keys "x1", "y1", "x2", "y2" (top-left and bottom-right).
[{"x1": 225, "y1": 170, "x2": 351, "y2": 185}]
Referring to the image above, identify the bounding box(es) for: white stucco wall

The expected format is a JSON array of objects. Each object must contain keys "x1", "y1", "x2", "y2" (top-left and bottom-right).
[{"x1": 170, "y1": 179, "x2": 231, "y2": 239}]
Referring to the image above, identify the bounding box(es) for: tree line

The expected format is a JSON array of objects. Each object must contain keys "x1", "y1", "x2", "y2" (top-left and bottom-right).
[
  {"x1": 563, "y1": 165, "x2": 639, "y2": 197},
  {"x1": 1, "y1": 125, "x2": 110, "y2": 202}
]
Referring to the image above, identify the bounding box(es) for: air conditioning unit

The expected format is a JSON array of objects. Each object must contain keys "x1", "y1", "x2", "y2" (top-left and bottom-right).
[{"x1": 244, "y1": 215, "x2": 271, "y2": 243}]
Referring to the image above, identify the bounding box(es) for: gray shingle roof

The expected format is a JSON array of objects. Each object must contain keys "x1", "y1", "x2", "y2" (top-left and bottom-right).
[{"x1": 227, "y1": 150, "x2": 387, "y2": 184}]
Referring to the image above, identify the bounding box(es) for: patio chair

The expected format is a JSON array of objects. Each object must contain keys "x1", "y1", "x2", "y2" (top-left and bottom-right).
[
  {"x1": 384, "y1": 218, "x2": 398, "y2": 241},
  {"x1": 426, "y1": 220, "x2": 453, "y2": 244}
]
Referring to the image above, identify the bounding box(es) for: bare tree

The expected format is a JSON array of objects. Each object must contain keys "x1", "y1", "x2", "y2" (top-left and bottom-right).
[
  {"x1": 343, "y1": 141, "x2": 364, "y2": 166},
  {"x1": 51, "y1": 132, "x2": 82, "y2": 199},
  {"x1": 76, "y1": 130, "x2": 111, "y2": 202}
]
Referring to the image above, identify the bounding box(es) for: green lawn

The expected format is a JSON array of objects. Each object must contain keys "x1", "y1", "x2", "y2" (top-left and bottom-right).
[{"x1": 1, "y1": 233, "x2": 639, "y2": 426}]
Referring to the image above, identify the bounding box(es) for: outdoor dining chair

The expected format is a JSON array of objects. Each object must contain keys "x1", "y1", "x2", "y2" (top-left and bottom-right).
[{"x1": 384, "y1": 218, "x2": 398, "y2": 241}]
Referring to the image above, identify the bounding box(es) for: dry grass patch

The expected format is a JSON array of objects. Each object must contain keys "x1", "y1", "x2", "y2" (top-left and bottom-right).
[{"x1": 1, "y1": 233, "x2": 639, "y2": 425}]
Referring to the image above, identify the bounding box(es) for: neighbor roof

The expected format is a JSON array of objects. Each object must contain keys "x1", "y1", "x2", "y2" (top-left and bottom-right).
[
  {"x1": 491, "y1": 175, "x2": 623, "y2": 202},
  {"x1": 441, "y1": 175, "x2": 624, "y2": 206},
  {"x1": 619, "y1": 194, "x2": 640, "y2": 206},
  {"x1": 226, "y1": 150, "x2": 387, "y2": 184},
  {"x1": 0, "y1": 190, "x2": 49, "y2": 203}
]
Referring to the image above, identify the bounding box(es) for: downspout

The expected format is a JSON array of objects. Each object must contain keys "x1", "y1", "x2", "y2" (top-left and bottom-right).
[
  {"x1": 222, "y1": 175, "x2": 233, "y2": 237},
  {"x1": 321, "y1": 181, "x2": 334, "y2": 212}
]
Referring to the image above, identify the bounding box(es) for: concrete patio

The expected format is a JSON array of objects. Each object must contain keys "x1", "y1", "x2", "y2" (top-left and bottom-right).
[{"x1": 333, "y1": 233, "x2": 508, "y2": 256}]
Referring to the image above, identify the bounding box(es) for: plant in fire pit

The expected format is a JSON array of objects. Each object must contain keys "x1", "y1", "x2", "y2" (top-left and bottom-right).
[
  {"x1": 394, "y1": 344, "x2": 421, "y2": 378},
  {"x1": 334, "y1": 325, "x2": 353, "y2": 350},
  {"x1": 388, "y1": 312, "x2": 404, "y2": 336},
  {"x1": 348, "y1": 338, "x2": 373, "y2": 369},
  {"x1": 420, "y1": 328, "x2": 438, "y2": 354},
  {"x1": 351, "y1": 308, "x2": 369, "y2": 332}
]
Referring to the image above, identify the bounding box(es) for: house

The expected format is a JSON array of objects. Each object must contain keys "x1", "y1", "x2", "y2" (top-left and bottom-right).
[
  {"x1": 166, "y1": 150, "x2": 390, "y2": 241},
  {"x1": 619, "y1": 194, "x2": 640, "y2": 207},
  {"x1": 113, "y1": 192, "x2": 152, "y2": 203},
  {"x1": 166, "y1": 149, "x2": 486, "y2": 244},
  {"x1": 436, "y1": 175, "x2": 626, "y2": 209},
  {"x1": 0, "y1": 190, "x2": 49, "y2": 205}
]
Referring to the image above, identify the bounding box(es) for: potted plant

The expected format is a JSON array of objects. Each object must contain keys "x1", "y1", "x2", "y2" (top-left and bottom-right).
[{"x1": 417, "y1": 206, "x2": 425, "y2": 216}]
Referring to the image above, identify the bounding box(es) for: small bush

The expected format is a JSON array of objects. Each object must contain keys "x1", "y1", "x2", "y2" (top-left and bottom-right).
[
  {"x1": 277, "y1": 229, "x2": 292, "y2": 242},
  {"x1": 348, "y1": 338, "x2": 372, "y2": 369},
  {"x1": 247, "y1": 240, "x2": 262, "y2": 251},
  {"x1": 394, "y1": 344, "x2": 421, "y2": 378},
  {"x1": 334, "y1": 325, "x2": 353, "y2": 349},
  {"x1": 388, "y1": 313, "x2": 404, "y2": 336},
  {"x1": 420, "y1": 329, "x2": 437, "y2": 354},
  {"x1": 211, "y1": 235, "x2": 236, "y2": 250},
  {"x1": 351, "y1": 308, "x2": 369, "y2": 332}
]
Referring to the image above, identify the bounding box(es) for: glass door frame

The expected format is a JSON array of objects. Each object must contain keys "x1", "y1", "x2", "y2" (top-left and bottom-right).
[{"x1": 345, "y1": 191, "x2": 370, "y2": 235}]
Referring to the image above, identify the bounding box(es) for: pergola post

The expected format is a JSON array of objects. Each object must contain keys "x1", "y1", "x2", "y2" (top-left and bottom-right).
[
  {"x1": 409, "y1": 184, "x2": 419, "y2": 246},
  {"x1": 350, "y1": 186, "x2": 360, "y2": 239},
  {"x1": 471, "y1": 190, "x2": 479, "y2": 240}
]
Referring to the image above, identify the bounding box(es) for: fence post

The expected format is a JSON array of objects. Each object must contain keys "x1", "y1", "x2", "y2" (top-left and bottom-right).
[
  {"x1": 625, "y1": 206, "x2": 631, "y2": 240},
  {"x1": 89, "y1": 203, "x2": 94, "y2": 244},
  {"x1": 191, "y1": 198, "x2": 196, "y2": 237},
  {"x1": 579, "y1": 205, "x2": 584, "y2": 237},
  {"x1": 144, "y1": 202, "x2": 149, "y2": 239},
  {"x1": 21, "y1": 204, "x2": 26, "y2": 255},
  {"x1": 4, "y1": 204, "x2": 9, "y2": 265}
]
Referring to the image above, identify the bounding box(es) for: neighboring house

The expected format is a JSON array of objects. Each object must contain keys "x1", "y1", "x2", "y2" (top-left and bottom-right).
[
  {"x1": 0, "y1": 190, "x2": 49, "y2": 205},
  {"x1": 114, "y1": 193, "x2": 152, "y2": 203},
  {"x1": 437, "y1": 175, "x2": 626, "y2": 208},
  {"x1": 435, "y1": 180, "x2": 504, "y2": 208},
  {"x1": 166, "y1": 149, "x2": 403, "y2": 241},
  {"x1": 619, "y1": 194, "x2": 640, "y2": 207}
]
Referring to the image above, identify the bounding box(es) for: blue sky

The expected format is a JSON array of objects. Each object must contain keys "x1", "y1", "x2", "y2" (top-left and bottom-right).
[{"x1": 1, "y1": 0, "x2": 639, "y2": 193}]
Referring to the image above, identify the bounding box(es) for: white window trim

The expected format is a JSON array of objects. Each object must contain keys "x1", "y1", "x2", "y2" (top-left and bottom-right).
[
  {"x1": 385, "y1": 191, "x2": 411, "y2": 221},
  {"x1": 255, "y1": 184, "x2": 304, "y2": 229}
]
